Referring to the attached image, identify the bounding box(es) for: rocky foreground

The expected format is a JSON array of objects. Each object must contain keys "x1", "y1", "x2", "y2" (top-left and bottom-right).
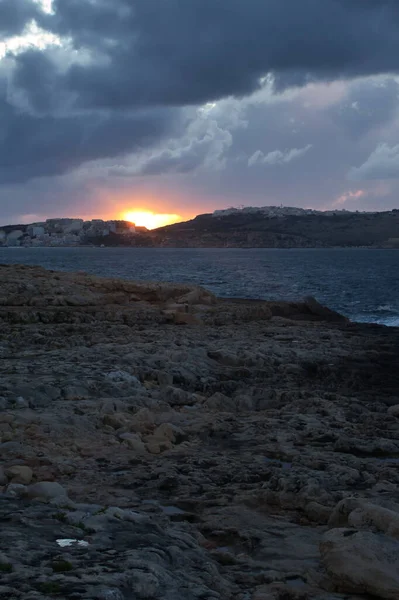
[{"x1": 1, "y1": 265, "x2": 399, "y2": 600}]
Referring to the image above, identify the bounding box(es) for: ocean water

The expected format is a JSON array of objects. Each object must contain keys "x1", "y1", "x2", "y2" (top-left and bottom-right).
[{"x1": 0, "y1": 247, "x2": 398, "y2": 326}]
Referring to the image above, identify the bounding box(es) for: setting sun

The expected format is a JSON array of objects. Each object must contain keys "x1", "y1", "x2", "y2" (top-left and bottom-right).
[{"x1": 122, "y1": 210, "x2": 181, "y2": 230}]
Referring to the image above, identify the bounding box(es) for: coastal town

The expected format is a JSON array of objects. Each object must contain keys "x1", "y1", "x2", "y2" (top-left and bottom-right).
[
  {"x1": 1, "y1": 207, "x2": 399, "y2": 248},
  {"x1": 0, "y1": 218, "x2": 142, "y2": 247},
  {"x1": 212, "y1": 205, "x2": 365, "y2": 217}
]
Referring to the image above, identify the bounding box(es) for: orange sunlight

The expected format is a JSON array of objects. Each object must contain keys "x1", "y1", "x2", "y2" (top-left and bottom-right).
[{"x1": 121, "y1": 210, "x2": 182, "y2": 230}]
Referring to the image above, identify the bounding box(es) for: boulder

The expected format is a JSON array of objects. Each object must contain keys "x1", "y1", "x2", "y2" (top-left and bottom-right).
[
  {"x1": 162, "y1": 387, "x2": 193, "y2": 406},
  {"x1": 103, "y1": 413, "x2": 128, "y2": 430},
  {"x1": 5, "y1": 465, "x2": 33, "y2": 484},
  {"x1": 129, "y1": 408, "x2": 155, "y2": 433},
  {"x1": 153, "y1": 423, "x2": 184, "y2": 444},
  {"x1": 5, "y1": 483, "x2": 27, "y2": 497},
  {"x1": 145, "y1": 437, "x2": 173, "y2": 455},
  {"x1": 329, "y1": 498, "x2": 399, "y2": 538},
  {"x1": 304, "y1": 501, "x2": 332, "y2": 524},
  {"x1": 26, "y1": 481, "x2": 68, "y2": 501},
  {"x1": 119, "y1": 433, "x2": 147, "y2": 453},
  {"x1": 320, "y1": 528, "x2": 399, "y2": 599},
  {"x1": 349, "y1": 503, "x2": 399, "y2": 539},
  {"x1": 328, "y1": 498, "x2": 362, "y2": 528}
]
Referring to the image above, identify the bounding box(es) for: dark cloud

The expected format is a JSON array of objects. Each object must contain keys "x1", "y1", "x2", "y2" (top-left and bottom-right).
[
  {"x1": 17, "y1": 0, "x2": 399, "y2": 113},
  {"x1": 2, "y1": 1, "x2": 399, "y2": 219},
  {"x1": 329, "y1": 78, "x2": 399, "y2": 138},
  {"x1": 0, "y1": 94, "x2": 182, "y2": 184},
  {"x1": 11, "y1": 50, "x2": 60, "y2": 114},
  {"x1": 0, "y1": 0, "x2": 40, "y2": 38}
]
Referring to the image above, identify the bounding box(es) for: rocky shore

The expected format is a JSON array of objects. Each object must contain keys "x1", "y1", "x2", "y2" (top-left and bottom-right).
[{"x1": 1, "y1": 264, "x2": 399, "y2": 600}]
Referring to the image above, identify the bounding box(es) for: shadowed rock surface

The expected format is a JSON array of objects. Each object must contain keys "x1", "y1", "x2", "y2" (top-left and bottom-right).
[{"x1": 1, "y1": 264, "x2": 399, "y2": 599}]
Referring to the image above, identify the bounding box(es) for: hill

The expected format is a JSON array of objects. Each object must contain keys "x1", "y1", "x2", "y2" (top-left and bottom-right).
[
  {"x1": 1, "y1": 208, "x2": 399, "y2": 247},
  {"x1": 150, "y1": 209, "x2": 399, "y2": 248}
]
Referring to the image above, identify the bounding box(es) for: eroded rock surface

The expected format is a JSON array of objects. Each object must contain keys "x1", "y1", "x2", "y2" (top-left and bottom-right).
[{"x1": 1, "y1": 265, "x2": 399, "y2": 599}]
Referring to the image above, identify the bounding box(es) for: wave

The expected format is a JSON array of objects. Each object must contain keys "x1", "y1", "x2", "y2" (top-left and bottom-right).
[
  {"x1": 376, "y1": 304, "x2": 399, "y2": 314},
  {"x1": 375, "y1": 316, "x2": 399, "y2": 327},
  {"x1": 354, "y1": 314, "x2": 399, "y2": 327}
]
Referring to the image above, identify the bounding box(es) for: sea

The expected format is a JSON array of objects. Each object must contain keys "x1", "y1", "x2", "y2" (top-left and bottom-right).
[{"x1": 0, "y1": 247, "x2": 398, "y2": 326}]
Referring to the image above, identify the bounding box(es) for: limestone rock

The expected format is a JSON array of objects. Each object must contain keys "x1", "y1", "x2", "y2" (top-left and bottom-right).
[
  {"x1": 5, "y1": 465, "x2": 33, "y2": 484},
  {"x1": 329, "y1": 498, "x2": 399, "y2": 539},
  {"x1": 173, "y1": 312, "x2": 202, "y2": 325},
  {"x1": 105, "y1": 507, "x2": 148, "y2": 523},
  {"x1": 304, "y1": 501, "x2": 332, "y2": 524},
  {"x1": 103, "y1": 413, "x2": 128, "y2": 430},
  {"x1": 320, "y1": 528, "x2": 399, "y2": 599},
  {"x1": 204, "y1": 392, "x2": 236, "y2": 412},
  {"x1": 153, "y1": 423, "x2": 184, "y2": 443},
  {"x1": 5, "y1": 483, "x2": 26, "y2": 497},
  {"x1": 119, "y1": 433, "x2": 147, "y2": 453},
  {"x1": 129, "y1": 408, "x2": 155, "y2": 433},
  {"x1": 328, "y1": 497, "x2": 362, "y2": 528},
  {"x1": 105, "y1": 371, "x2": 141, "y2": 385},
  {"x1": 0, "y1": 265, "x2": 399, "y2": 600},
  {"x1": 145, "y1": 437, "x2": 173, "y2": 455},
  {"x1": 162, "y1": 386, "x2": 195, "y2": 406},
  {"x1": 26, "y1": 481, "x2": 68, "y2": 501}
]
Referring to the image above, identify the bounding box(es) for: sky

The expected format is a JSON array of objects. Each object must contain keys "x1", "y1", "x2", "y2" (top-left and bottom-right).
[{"x1": 1, "y1": 0, "x2": 399, "y2": 226}]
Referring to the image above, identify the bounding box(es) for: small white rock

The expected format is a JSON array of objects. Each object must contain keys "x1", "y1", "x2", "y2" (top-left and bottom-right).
[{"x1": 56, "y1": 538, "x2": 89, "y2": 548}]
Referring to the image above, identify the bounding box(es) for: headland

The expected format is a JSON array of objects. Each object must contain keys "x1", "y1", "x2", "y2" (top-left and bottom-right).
[{"x1": 2, "y1": 206, "x2": 399, "y2": 248}]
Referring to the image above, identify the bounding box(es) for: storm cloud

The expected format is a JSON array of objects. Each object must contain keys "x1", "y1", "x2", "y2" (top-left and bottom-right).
[
  {"x1": 1, "y1": 0, "x2": 399, "y2": 221},
  {"x1": 14, "y1": 0, "x2": 399, "y2": 113},
  {"x1": 0, "y1": 94, "x2": 181, "y2": 184}
]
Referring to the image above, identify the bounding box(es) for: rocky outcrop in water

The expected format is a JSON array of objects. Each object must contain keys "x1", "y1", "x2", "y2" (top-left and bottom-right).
[{"x1": 1, "y1": 264, "x2": 399, "y2": 599}]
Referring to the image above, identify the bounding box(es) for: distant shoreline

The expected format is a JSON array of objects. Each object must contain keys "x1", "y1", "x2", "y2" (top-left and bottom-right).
[
  {"x1": 0, "y1": 244, "x2": 397, "y2": 250},
  {"x1": 2, "y1": 210, "x2": 399, "y2": 248}
]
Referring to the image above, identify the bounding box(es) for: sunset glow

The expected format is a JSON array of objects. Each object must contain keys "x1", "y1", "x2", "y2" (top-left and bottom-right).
[{"x1": 122, "y1": 211, "x2": 182, "y2": 230}]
